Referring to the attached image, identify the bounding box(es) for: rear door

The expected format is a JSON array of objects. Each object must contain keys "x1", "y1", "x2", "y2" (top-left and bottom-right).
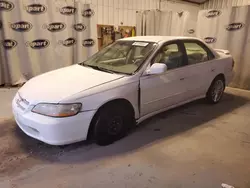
[{"x1": 180, "y1": 40, "x2": 217, "y2": 99}]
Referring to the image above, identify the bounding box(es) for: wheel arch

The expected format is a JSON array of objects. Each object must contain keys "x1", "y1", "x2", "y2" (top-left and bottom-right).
[
  {"x1": 215, "y1": 73, "x2": 225, "y2": 83},
  {"x1": 209, "y1": 73, "x2": 226, "y2": 89},
  {"x1": 206, "y1": 73, "x2": 226, "y2": 96},
  {"x1": 87, "y1": 98, "x2": 135, "y2": 140}
]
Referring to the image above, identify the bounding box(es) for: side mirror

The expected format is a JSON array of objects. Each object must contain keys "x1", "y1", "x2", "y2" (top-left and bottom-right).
[{"x1": 146, "y1": 63, "x2": 167, "y2": 75}]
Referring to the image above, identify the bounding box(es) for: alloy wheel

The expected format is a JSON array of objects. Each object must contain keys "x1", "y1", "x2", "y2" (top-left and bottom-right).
[{"x1": 211, "y1": 80, "x2": 224, "y2": 102}]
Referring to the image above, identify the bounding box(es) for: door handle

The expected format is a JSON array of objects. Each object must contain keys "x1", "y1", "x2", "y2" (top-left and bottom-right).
[{"x1": 180, "y1": 78, "x2": 185, "y2": 81}]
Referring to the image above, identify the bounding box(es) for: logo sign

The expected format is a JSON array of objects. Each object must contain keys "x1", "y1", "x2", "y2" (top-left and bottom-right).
[
  {"x1": 59, "y1": 6, "x2": 77, "y2": 15},
  {"x1": 16, "y1": 98, "x2": 25, "y2": 110},
  {"x1": 82, "y1": 39, "x2": 95, "y2": 47},
  {"x1": 16, "y1": 95, "x2": 29, "y2": 110},
  {"x1": 82, "y1": 9, "x2": 94, "y2": 18},
  {"x1": 206, "y1": 10, "x2": 221, "y2": 18},
  {"x1": 10, "y1": 21, "x2": 33, "y2": 32},
  {"x1": 43, "y1": 22, "x2": 66, "y2": 32},
  {"x1": 188, "y1": 29, "x2": 195, "y2": 34},
  {"x1": 73, "y1": 23, "x2": 86, "y2": 32},
  {"x1": 204, "y1": 37, "x2": 217, "y2": 44},
  {"x1": 59, "y1": 37, "x2": 76, "y2": 47},
  {"x1": 2, "y1": 39, "x2": 17, "y2": 50},
  {"x1": 25, "y1": 4, "x2": 47, "y2": 14},
  {"x1": 16, "y1": 94, "x2": 29, "y2": 106},
  {"x1": 0, "y1": 0, "x2": 14, "y2": 11},
  {"x1": 26, "y1": 39, "x2": 50, "y2": 49},
  {"x1": 226, "y1": 22, "x2": 245, "y2": 31}
]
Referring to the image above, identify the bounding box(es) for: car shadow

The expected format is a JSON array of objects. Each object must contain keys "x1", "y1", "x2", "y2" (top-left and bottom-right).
[{"x1": 13, "y1": 91, "x2": 250, "y2": 164}]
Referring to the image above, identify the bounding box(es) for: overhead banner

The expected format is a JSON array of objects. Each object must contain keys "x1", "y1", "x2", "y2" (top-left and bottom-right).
[
  {"x1": 196, "y1": 6, "x2": 250, "y2": 89},
  {"x1": 0, "y1": 0, "x2": 97, "y2": 85}
]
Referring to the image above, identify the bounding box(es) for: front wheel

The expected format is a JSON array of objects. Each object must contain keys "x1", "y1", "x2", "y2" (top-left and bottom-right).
[
  {"x1": 206, "y1": 77, "x2": 225, "y2": 104},
  {"x1": 92, "y1": 103, "x2": 134, "y2": 146}
]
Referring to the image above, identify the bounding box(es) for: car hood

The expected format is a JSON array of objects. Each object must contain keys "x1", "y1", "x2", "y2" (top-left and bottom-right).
[{"x1": 18, "y1": 64, "x2": 124, "y2": 104}]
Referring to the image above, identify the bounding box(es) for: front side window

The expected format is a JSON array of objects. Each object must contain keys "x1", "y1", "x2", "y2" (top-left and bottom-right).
[
  {"x1": 184, "y1": 42, "x2": 214, "y2": 65},
  {"x1": 81, "y1": 41, "x2": 157, "y2": 74},
  {"x1": 153, "y1": 43, "x2": 184, "y2": 70}
]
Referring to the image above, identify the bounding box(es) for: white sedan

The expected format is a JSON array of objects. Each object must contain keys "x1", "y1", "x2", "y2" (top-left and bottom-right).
[{"x1": 12, "y1": 36, "x2": 234, "y2": 146}]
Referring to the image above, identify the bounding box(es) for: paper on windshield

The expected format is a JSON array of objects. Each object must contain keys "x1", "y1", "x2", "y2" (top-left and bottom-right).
[{"x1": 132, "y1": 42, "x2": 149, "y2": 47}]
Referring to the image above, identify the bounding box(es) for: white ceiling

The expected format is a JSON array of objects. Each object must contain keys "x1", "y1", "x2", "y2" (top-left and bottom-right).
[{"x1": 182, "y1": 0, "x2": 209, "y2": 4}]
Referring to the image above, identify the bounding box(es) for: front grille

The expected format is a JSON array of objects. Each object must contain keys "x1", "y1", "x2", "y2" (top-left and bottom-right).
[{"x1": 16, "y1": 93, "x2": 30, "y2": 111}]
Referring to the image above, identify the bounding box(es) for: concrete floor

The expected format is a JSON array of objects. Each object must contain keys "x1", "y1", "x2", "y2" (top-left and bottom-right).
[
  {"x1": 0, "y1": 88, "x2": 18, "y2": 119},
  {"x1": 0, "y1": 87, "x2": 250, "y2": 188}
]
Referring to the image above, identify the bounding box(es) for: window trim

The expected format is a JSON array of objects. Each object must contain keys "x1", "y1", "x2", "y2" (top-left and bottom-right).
[
  {"x1": 181, "y1": 39, "x2": 215, "y2": 65},
  {"x1": 150, "y1": 40, "x2": 186, "y2": 70}
]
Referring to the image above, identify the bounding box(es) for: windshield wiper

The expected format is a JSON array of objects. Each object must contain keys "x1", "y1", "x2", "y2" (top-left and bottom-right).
[
  {"x1": 80, "y1": 63, "x2": 130, "y2": 75},
  {"x1": 82, "y1": 64, "x2": 114, "y2": 74}
]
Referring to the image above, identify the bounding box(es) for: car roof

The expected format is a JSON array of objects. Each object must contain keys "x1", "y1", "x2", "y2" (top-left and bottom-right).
[{"x1": 119, "y1": 36, "x2": 200, "y2": 43}]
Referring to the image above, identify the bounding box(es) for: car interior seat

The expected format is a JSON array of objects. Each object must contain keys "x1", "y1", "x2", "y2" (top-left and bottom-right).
[{"x1": 160, "y1": 52, "x2": 183, "y2": 70}]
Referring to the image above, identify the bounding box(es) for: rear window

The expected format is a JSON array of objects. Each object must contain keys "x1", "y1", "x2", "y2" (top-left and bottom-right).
[{"x1": 184, "y1": 41, "x2": 215, "y2": 65}]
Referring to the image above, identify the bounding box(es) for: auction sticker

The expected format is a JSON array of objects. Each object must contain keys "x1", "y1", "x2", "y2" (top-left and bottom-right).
[{"x1": 132, "y1": 42, "x2": 149, "y2": 47}]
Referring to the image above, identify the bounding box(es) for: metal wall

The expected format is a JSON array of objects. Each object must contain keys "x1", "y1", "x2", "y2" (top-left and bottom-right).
[
  {"x1": 79, "y1": 0, "x2": 160, "y2": 26},
  {"x1": 201, "y1": 0, "x2": 250, "y2": 9}
]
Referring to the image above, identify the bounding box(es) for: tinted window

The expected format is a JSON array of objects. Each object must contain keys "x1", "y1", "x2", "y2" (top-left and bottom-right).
[
  {"x1": 153, "y1": 43, "x2": 184, "y2": 70},
  {"x1": 184, "y1": 42, "x2": 214, "y2": 65}
]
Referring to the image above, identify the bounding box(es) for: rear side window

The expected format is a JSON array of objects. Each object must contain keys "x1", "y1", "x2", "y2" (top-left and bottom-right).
[{"x1": 184, "y1": 42, "x2": 214, "y2": 65}]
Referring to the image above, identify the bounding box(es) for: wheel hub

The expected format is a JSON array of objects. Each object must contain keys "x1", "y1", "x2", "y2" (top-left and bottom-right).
[{"x1": 108, "y1": 116, "x2": 123, "y2": 135}]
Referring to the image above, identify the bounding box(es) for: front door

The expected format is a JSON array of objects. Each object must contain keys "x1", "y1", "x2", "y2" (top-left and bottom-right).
[{"x1": 140, "y1": 41, "x2": 189, "y2": 116}]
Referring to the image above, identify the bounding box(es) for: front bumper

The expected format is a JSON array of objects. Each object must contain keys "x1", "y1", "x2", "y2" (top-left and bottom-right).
[{"x1": 12, "y1": 96, "x2": 96, "y2": 145}]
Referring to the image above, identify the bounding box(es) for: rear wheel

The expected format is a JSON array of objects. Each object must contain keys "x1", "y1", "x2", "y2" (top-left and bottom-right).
[
  {"x1": 92, "y1": 103, "x2": 134, "y2": 146},
  {"x1": 206, "y1": 77, "x2": 225, "y2": 104}
]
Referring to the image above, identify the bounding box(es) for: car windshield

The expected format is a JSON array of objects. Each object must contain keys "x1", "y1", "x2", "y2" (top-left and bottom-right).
[{"x1": 80, "y1": 41, "x2": 157, "y2": 75}]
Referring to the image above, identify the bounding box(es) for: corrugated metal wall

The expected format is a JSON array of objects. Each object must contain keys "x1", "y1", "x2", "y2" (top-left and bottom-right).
[
  {"x1": 78, "y1": 0, "x2": 160, "y2": 26},
  {"x1": 201, "y1": 0, "x2": 250, "y2": 9}
]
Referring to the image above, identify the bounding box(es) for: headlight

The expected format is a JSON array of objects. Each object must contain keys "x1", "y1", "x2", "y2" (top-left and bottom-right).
[{"x1": 32, "y1": 103, "x2": 82, "y2": 117}]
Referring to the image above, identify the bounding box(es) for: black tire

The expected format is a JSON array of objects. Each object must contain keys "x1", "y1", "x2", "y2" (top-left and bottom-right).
[
  {"x1": 206, "y1": 76, "x2": 225, "y2": 104},
  {"x1": 92, "y1": 103, "x2": 134, "y2": 146}
]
